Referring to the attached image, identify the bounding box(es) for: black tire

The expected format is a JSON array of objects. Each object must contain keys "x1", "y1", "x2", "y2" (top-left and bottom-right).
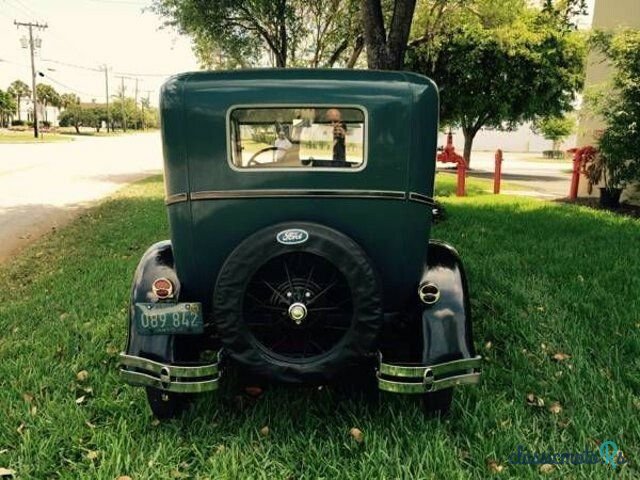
[
  {"x1": 145, "y1": 387, "x2": 189, "y2": 419},
  {"x1": 213, "y1": 222, "x2": 383, "y2": 384},
  {"x1": 422, "y1": 388, "x2": 453, "y2": 417}
]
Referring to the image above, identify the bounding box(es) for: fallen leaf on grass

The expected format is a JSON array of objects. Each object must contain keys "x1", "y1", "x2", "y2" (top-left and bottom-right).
[
  {"x1": 30, "y1": 406, "x2": 37, "y2": 416},
  {"x1": 76, "y1": 370, "x2": 89, "y2": 382},
  {"x1": 85, "y1": 421, "x2": 96, "y2": 429},
  {"x1": 214, "y1": 445, "x2": 226, "y2": 454},
  {"x1": 116, "y1": 476, "x2": 132, "y2": 480},
  {"x1": 86, "y1": 451, "x2": 99, "y2": 461},
  {"x1": 0, "y1": 467, "x2": 16, "y2": 477},
  {"x1": 548, "y1": 402, "x2": 562, "y2": 414},
  {"x1": 22, "y1": 393, "x2": 34, "y2": 404},
  {"x1": 16, "y1": 423, "x2": 25, "y2": 435},
  {"x1": 486, "y1": 459, "x2": 504, "y2": 473},
  {"x1": 106, "y1": 345, "x2": 119, "y2": 355},
  {"x1": 151, "y1": 419, "x2": 160, "y2": 427},
  {"x1": 539, "y1": 464, "x2": 555, "y2": 474},
  {"x1": 552, "y1": 352, "x2": 570, "y2": 362},
  {"x1": 349, "y1": 427, "x2": 364, "y2": 444},
  {"x1": 259, "y1": 426, "x2": 269, "y2": 437},
  {"x1": 75, "y1": 395, "x2": 86, "y2": 405},
  {"x1": 526, "y1": 393, "x2": 544, "y2": 408}
]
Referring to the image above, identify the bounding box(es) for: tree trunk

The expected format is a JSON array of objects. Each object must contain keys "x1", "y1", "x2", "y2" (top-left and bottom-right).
[
  {"x1": 346, "y1": 36, "x2": 364, "y2": 68},
  {"x1": 17, "y1": 97, "x2": 21, "y2": 121},
  {"x1": 361, "y1": 0, "x2": 417, "y2": 70},
  {"x1": 462, "y1": 127, "x2": 476, "y2": 167}
]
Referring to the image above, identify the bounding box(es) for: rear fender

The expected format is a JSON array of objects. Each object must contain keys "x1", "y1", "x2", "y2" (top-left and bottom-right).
[
  {"x1": 419, "y1": 240, "x2": 475, "y2": 364},
  {"x1": 123, "y1": 241, "x2": 181, "y2": 363}
]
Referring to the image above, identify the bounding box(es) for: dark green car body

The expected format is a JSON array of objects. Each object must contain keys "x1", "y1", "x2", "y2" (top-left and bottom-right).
[
  {"x1": 120, "y1": 69, "x2": 480, "y2": 418},
  {"x1": 162, "y1": 69, "x2": 437, "y2": 310}
]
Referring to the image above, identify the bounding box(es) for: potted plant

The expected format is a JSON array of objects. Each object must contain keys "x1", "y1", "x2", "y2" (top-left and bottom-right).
[
  {"x1": 579, "y1": 143, "x2": 634, "y2": 208},
  {"x1": 582, "y1": 30, "x2": 640, "y2": 208}
]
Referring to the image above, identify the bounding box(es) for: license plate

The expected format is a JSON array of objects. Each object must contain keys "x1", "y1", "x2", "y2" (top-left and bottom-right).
[{"x1": 134, "y1": 302, "x2": 204, "y2": 335}]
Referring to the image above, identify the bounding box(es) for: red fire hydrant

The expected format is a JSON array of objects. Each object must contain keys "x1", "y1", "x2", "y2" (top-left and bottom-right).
[
  {"x1": 437, "y1": 131, "x2": 467, "y2": 196},
  {"x1": 567, "y1": 146, "x2": 596, "y2": 200},
  {"x1": 494, "y1": 149, "x2": 503, "y2": 194}
]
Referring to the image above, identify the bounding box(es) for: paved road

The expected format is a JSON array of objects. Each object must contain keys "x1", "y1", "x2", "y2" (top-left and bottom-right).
[
  {"x1": 439, "y1": 151, "x2": 572, "y2": 198},
  {"x1": 0, "y1": 133, "x2": 162, "y2": 262},
  {"x1": 0, "y1": 136, "x2": 571, "y2": 263}
]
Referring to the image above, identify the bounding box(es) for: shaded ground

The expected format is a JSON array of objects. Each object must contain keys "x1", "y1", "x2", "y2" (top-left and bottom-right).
[{"x1": 559, "y1": 197, "x2": 640, "y2": 220}]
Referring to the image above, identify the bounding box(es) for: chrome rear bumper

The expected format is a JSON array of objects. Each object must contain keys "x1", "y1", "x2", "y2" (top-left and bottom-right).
[
  {"x1": 119, "y1": 353, "x2": 220, "y2": 393},
  {"x1": 377, "y1": 355, "x2": 481, "y2": 394}
]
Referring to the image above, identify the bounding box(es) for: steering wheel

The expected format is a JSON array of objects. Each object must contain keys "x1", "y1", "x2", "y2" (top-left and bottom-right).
[{"x1": 247, "y1": 146, "x2": 289, "y2": 166}]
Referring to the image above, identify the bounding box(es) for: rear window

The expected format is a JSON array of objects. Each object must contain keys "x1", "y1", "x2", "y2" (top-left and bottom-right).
[{"x1": 228, "y1": 106, "x2": 366, "y2": 171}]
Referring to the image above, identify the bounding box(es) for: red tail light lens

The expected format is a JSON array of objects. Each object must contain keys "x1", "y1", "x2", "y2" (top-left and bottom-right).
[{"x1": 152, "y1": 278, "x2": 174, "y2": 299}]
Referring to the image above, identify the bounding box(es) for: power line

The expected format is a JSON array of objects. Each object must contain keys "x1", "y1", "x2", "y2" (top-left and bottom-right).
[
  {"x1": 41, "y1": 58, "x2": 102, "y2": 72},
  {"x1": 84, "y1": 0, "x2": 148, "y2": 5},
  {"x1": 39, "y1": 72, "x2": 103, "y2": 99},
  {"x1": 11, "y1": 0, "x2": 40, "y2": 19}
]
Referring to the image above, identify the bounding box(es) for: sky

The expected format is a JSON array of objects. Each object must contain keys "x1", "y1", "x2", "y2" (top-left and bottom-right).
[
  {"x1": 0, "y1": 0, "x2": 199, "y2": 106},
  {"x1": 0, "y1": 0, "x2": 596, "y2": 107}
]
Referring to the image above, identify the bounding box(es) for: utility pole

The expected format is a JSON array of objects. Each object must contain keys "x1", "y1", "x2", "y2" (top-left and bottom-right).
[
  {"x1": 103, "y1": 64, "x2": 110, "y2": 133},
  {"x1": 141, "y1": 89, "x2": 152, "y2": 131},
  {"x1": 134, "y1": 77, "x2": 139, "y2": 130},
  {"x1": 15, "y1": 21, "x2": 48, "y2": 138},
  {"x1": 119, "y1": 76, "x2": 126, "y2": 132}
]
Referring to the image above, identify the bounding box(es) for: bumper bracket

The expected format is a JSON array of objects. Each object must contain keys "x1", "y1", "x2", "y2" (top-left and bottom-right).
[
  {"x1": 377, "y1": 354, "x2": 481, "y2": 394},
  {"x1": 119, "y1": 353, "x2": 220, "y2": 393}
]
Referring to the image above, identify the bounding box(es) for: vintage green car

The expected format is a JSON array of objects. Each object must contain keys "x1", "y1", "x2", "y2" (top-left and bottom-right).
[{"x1": 119, "y1": 69, "x2": 481, "y2": 418}]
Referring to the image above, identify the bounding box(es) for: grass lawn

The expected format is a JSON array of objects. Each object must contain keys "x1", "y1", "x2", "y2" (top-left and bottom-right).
[
  {"x1": 1, "y1": 175, "x2": 639, "y2": 479},
  {"x1": 57, "y1": 128, "x2": 160, "y2": 138},
  {"x1": 0, "y1": 130, "x2": 74, "y2": 144}
]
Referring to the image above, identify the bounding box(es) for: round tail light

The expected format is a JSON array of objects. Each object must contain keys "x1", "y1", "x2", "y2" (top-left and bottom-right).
[{"x1": 152, "y1": 278, "x2": 174, "y2": 299}]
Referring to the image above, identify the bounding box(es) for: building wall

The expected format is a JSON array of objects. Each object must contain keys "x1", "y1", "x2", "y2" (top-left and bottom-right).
[{"x1": 577, "y1": 0, "x2": 640, "y2": 203}]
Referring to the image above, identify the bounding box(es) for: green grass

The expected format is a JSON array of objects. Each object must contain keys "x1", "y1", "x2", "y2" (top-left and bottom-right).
[
  {"x1": 0, "y1": 130, "x2": 74, "y2": 143},
  {"x1": 57, "y1": 128, "x2": 159, "y2": 138},
  {"x1": 1, "y1": 175, "x2": 639, "y2": 479}
]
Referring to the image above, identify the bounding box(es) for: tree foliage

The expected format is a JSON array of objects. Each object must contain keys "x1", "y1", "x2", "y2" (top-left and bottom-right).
[
  {"x1": 589, "y1": 29, "x2": 640, "y2": 190},
  {"x1": 406, "y1": 1, "x2": 586, "y2": 164},
  {"x1": 7, "y1": 80, "x2": 31, "y2": 121},
  {"x1": 0, "y1": 89, "x2": 17, "y2": 128},
  {"x1": 533, "y1": 114, "x2": 576, "y2": 150},
  {"x1": 35, "y1": 84, "x2": 61, "y2": 122},
  {"x1": 151, "y1": 0, "x2": 363, "y2": 68}
]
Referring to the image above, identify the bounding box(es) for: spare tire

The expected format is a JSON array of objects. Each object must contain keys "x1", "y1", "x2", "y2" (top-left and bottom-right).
[{"x1": 213, "y1": 222, "x2": 383, "y2": 383}]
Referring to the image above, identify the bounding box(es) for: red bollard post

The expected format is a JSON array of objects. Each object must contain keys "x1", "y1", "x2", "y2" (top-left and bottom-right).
[
  {"x1": 569, "y1": 149, "x2": 581, "y2": 200},
  {"x1": 456, "y1": 158, "x2": 466, "y2": 197},
  {"x1": 494, "y1": 149, "x2": 503, "y2": 194}
]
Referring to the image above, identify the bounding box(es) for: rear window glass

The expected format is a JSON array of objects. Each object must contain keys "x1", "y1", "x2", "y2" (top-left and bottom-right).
[{"x1": 228, "y1": 107, "x2": 366, "y2": 170}]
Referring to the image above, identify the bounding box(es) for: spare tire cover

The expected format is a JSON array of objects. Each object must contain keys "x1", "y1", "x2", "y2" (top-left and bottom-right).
[{"x1": 213, "y1": 222, "x2": 383, "y2": 383}]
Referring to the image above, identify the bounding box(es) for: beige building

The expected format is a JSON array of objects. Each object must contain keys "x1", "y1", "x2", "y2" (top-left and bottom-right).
[{"x1": 577, "y1": 0, "x2": 640, "y2": 203}]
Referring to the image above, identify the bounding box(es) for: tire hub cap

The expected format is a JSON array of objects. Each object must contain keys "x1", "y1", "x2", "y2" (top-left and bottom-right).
[{"x1": 288, "y1": 302, "x2": 308, "y2": 324}]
